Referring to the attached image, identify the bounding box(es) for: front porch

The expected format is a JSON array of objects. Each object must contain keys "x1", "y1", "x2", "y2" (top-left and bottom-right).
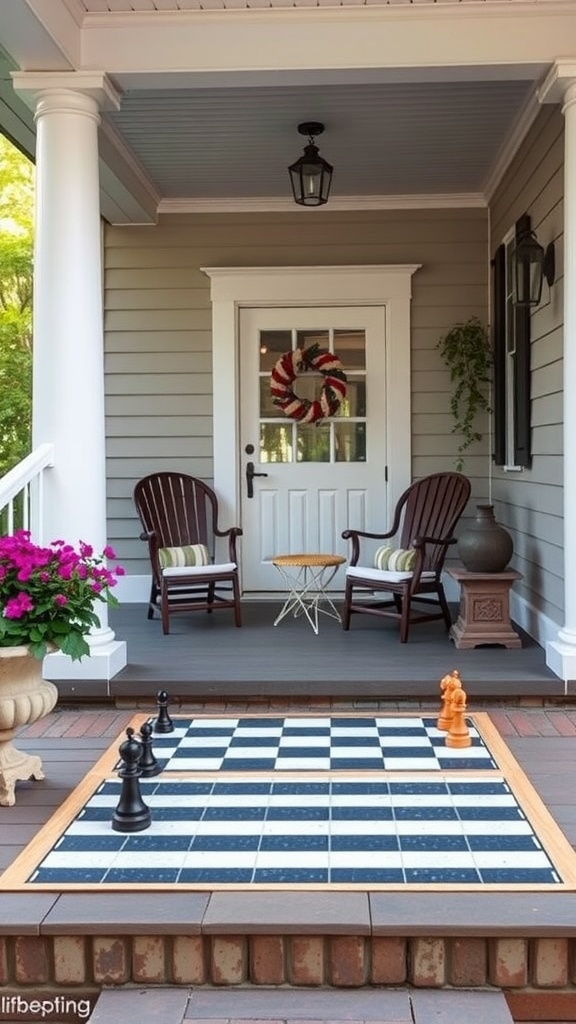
[{"x1": 68, "y1": 599, "x2": 565, "y2": 704}]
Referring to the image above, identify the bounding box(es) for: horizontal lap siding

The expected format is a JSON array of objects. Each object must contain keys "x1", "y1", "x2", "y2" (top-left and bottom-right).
[
  {"x1": 489, "y1": 105, "x2": 564, "y2": 629},
  {"x1": 104, "y1": 209, "x2": 488, "y2": 577}
]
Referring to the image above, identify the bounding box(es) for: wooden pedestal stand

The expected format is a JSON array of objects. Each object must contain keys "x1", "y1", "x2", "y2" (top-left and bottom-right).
[{"x1": 447, "y1": 568, "x2": 523, "y2": 649}]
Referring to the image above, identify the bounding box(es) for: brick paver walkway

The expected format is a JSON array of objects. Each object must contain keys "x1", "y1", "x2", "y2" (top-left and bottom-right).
[{"x1": 20, "y1": 703, "x2": 576, "y2": 739}]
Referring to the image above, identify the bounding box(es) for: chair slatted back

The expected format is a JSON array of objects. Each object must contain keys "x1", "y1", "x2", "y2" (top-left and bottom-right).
[
  {"x1": 398, "y1": 472, "x2": 471, "y2": 570},
  {"x1": 133, "y1": 473, "x2": 217, "y2": 556}
]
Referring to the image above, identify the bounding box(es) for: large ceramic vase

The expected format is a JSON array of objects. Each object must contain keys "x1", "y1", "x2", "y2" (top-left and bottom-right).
[
  {"x1": 0, "y1": 646, "x2": 58, "y2": 806},
  {"x1": 457, "y1": 504, "x2": 514, "y2": 574}
]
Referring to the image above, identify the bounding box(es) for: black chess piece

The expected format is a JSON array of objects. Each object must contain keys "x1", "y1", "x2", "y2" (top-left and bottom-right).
[
  {"x1": 139, "y1": 720, "x2": 162, "y2": 777},
  {"x1": 111, "y1": 727, "x2": 151, "y2": 832},
  {"x1": 154, "y1": 689, "x2": 174, "y2": 733}
]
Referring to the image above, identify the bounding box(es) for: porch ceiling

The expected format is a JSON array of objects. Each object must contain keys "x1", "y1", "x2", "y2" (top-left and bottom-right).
[{"x1": 0, "y1": 0, "x2": 567, "y2": 221}]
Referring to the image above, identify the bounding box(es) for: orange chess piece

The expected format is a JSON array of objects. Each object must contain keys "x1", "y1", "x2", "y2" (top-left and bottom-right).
[
  {"x1": 437, "y1": 670, "x2": 461, "y2": 731},
  {"x1": 445, "y1": 686, "x2": 471, "y2": 748}
]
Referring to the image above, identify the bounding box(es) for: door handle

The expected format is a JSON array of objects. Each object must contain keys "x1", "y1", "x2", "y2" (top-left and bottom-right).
[{"x1": 246, "y1": 461, "x2": 268, "y2": 499}]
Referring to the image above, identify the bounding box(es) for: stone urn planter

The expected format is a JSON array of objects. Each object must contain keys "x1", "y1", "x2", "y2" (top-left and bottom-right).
[{"x1": 0, "y1": 645, "x2": 58, "y2": 806}]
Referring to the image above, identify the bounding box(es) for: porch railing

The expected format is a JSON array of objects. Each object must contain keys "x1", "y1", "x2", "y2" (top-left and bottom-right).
[{"x1": 0, "y1": 443, "x2": 55, "y2": 540}]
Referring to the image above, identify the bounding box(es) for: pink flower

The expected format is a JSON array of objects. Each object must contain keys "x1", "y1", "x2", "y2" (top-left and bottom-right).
[
  {"x1": 4, "y1": 593, "x2": 34, "y2": 619},
  {"x1": 0, "y1": 530, "x2": 125, "y2": 659}
]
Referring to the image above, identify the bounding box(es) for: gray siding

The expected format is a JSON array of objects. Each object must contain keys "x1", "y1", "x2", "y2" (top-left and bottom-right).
[
  {"x1": 489, "y1": 105, "x2": 564, "y2": 627},
  {"x1": 104, "y1": 208, "x2": 489, "y2": 576}
]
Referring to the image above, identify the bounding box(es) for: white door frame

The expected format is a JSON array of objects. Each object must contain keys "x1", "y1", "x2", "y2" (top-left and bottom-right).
[{"x1": 202, "y1": 264, "x2": 420, "y2": 586}]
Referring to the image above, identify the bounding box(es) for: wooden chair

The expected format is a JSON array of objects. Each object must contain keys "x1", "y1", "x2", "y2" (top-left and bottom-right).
[
  {"x1": 342, "y1": 472, "x2": 471, "y2": 643},
  {"x1": 133, "y1": 472, "x2": 243, "y2": 634}
]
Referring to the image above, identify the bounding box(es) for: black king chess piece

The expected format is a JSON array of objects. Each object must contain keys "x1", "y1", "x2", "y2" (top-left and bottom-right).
[
  {"x1": 139, "y1": 720, "x2": 162, "y2": 778},
  {"x1": 154, "y1": 689, "x2": 174, "y2": 733},
  {"x1": 111, "y1": 727, "x2": 152, "y2": 832}
]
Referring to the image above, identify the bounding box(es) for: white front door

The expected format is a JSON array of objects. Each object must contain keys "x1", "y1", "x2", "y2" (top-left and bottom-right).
[{"x1": 239, "y1": 306, "x2": 388, "y2": 592}]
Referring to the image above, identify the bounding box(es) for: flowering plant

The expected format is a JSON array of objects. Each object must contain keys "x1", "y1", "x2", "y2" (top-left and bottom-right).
[{"x1": 0, "y1": 530, "x2": 125, "y2": 660}]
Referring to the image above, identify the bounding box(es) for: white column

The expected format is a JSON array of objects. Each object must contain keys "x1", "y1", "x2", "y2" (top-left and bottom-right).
[
  {"x1": 546, "y1": 78, "x2": 576, "y2": 685},
  {"x1": 29, "y1": 85, "x2": 126, "y2": 682}
]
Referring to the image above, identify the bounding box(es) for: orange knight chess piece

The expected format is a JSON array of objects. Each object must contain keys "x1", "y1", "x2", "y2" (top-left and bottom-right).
[
  {"x1": 437, "y1": 670, "x2": 462, "y2": 731},
  {"x1": 445, "y1": 685, "x2": 472, "y2": 748}
]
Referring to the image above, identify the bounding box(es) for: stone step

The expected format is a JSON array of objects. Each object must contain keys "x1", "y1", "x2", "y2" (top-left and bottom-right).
[{"x1": 89, "y1": 987, "x2": 515, "y2": 1024}]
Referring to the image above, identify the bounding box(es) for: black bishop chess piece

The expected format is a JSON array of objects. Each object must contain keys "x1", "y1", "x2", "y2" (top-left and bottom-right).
[
  {"x1": 154, "y1": 689, "x2": 174, "y2": 734},
  {"x1": 111, "y1": 727, "x2": 152, "y2": 833},
  {"x1": 138, "y1": 720, "x2": 162, "y2": 778}
]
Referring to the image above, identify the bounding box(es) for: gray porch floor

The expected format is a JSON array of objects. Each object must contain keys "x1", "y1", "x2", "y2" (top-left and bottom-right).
[{"x1": 101, "y1": 600, "x2": 565, "y2": 704}]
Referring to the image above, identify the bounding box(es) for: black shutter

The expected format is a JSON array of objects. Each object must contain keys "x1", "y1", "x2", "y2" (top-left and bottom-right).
[
  {"x1": 492, "y1": 244, "x2": 506, "y2": 467},
  {"x1": 514, "y1": 213, "x2": 532, "y2": 467}
]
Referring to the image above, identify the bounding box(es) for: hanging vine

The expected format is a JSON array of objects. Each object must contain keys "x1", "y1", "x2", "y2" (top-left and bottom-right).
[{"x1": 437, "y1": 316, "x2": 492, "y2": 471}]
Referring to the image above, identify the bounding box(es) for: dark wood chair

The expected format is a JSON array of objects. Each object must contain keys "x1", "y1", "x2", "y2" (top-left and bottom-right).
[
  {"x1": 342, "y1": 472, "x2": 471, "y2": 643},
  {"x1": 133, "y1": 472, "x2": 243, "y2": 634}
]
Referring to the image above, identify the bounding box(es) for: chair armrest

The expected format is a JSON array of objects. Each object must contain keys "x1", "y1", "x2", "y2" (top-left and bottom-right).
[
  {"x1": 412, "y1": 535, "x2": 456, "y2": 550},
  {"x1": 410, "y1": 535, "x2": 456, "y2": 578},
  {"x1": 342, "y1": 527, "x2": 396, "y2": 566},
  {"x1": 215, "y1": 524, "x2": 243, "y2": 563},
  {"x1": 139, "y1": 529, "x2": 162, "y2": 580}
]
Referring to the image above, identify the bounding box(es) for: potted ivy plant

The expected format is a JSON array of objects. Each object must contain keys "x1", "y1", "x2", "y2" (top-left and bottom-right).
[
  {"x1": 437, "y1": 316, "x2": 492, "y2": 472},
  {"x1": 437, "y1": 319, "x2": 514, "y2": 573}
]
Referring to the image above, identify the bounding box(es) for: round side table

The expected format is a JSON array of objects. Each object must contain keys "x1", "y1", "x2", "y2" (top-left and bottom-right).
[{"x1": 272, "y1": 553, "x2": 346, "y2": 635}]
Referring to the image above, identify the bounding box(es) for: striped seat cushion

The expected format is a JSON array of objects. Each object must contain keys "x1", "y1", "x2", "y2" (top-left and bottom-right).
[{"x1": 158, "y1": 544, "x2": 211, "y2": 568}]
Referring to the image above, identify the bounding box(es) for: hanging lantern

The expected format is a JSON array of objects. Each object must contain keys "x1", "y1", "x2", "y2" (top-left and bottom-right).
[
  {"x1": 514, "y1": 228, "x2": 555, "y2": 307},
  {"x1": 288, "y1": 122, "x2": 333, "y2": 207}
]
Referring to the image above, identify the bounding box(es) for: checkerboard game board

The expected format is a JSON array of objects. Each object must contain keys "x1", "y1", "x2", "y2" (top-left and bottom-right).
[
  {"x1": 25, "y1": 775, "x2": 561, "y2": 887},
  {"x1": 146, "y1": 716, "x2": 497, "y2": 772},
  {"x1": 3, "y1": 713, "x2": 576, "y2": 891}
]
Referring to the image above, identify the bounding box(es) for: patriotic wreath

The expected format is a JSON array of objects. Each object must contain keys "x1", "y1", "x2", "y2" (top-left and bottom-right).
[{"x1": 270, "y1": 344, "x2": 347, "y2": 424}]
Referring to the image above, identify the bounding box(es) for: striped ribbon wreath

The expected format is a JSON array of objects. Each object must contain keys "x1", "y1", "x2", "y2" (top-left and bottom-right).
[{"x1": 270, "y1": 344, "x2": 347, "y2": 424}]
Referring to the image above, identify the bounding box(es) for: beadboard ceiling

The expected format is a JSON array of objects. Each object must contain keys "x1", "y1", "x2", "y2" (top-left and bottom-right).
[{"x1": 0, "y1": 0, "x2": 566, "y2": 218}]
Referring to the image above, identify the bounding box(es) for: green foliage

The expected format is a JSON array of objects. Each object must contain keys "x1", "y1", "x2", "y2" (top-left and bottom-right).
[
  {"x1": 0, "y1": 136, "x2": 33, "y2": 478},
  {"x1": 0, "y1": 531, "x2": 124, "y2": 660},
  {"x1": 437, "y1": 316, "x2": 492, "y2": 472}
]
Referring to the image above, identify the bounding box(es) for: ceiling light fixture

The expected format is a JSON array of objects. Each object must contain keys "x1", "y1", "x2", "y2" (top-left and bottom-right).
[{"x1": 288, "y1": 122, "x2": 333, "y2": 207}]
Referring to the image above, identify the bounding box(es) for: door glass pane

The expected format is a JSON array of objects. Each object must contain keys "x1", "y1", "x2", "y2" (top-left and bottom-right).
[
  {"x1": 259, "y1": 331, "x2": 293, "y2": 372},
  {"x1": 334, "y1": 422, "x2": 366, "y2": 462},
  {"x1": 260, "y1": 379, "x2": 284, "y2": 417},
  {"x1": 297, "y1": 424, "x2": 330, "y2": 462},
  {"x1": 296, "y1": 329, "x2": 329, "y2": 350},
  {"x1": 334, "y1": 330, "x2": 365, "y2": 369},
  {"x1": 260, "y1": 423, "x2": 293, "y2": 463},
  {"x1": 337, "y1": 379, "x2": 366, "y2": 418}
]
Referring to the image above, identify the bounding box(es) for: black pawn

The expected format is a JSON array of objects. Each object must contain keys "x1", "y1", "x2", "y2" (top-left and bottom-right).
[
  {"x1": 139, "y1": 721, "x2": 162, "y2": 778},
  {"x1": 154, "y1": 689, "x2": 174, "y2": 734},
  {"x1": 112, "y1": 727, "x2": 151, "y2": 833}
]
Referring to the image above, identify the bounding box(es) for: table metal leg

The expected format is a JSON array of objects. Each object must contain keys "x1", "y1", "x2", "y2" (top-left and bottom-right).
[{"x1": 273, "y1": 563, "x2": 342, "y2": 634}]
